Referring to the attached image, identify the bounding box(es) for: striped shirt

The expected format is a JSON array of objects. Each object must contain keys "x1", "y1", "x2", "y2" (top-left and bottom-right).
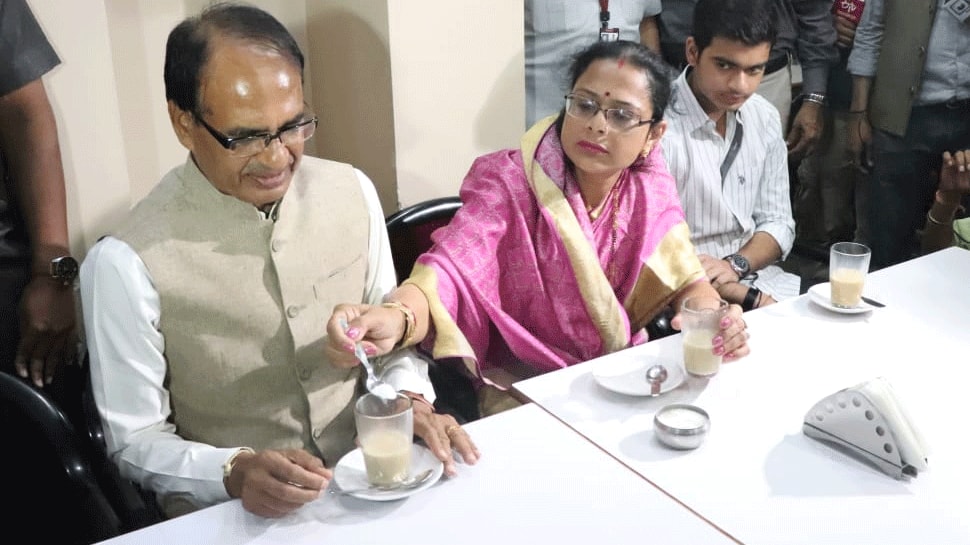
[{"x1": 662, "y1": 69, "x2": 799, "y2": 299}]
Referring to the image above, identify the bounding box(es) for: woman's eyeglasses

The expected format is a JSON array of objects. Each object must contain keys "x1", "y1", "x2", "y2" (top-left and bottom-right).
[
  {"x1": 564, "y1": 94, "x2": 655, "y2": 132},
  {"x1": 194, "y1": 114, "x2": 318, "y2": 157}
]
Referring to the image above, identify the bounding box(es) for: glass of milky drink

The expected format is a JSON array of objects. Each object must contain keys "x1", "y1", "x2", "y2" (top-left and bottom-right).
[
  {"x1": 354, "y1": 392, "x2": 413, "y2": 487},
  {"x1": 680, "y1": 296, "x2": 729, "y2": 377},
  {"x1": 829, "y1": 242, "x2": 871, "y2": 308}
]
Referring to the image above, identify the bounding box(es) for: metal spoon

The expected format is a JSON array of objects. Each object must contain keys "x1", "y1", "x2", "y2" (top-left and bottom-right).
[
  {"x1": 334, "y1": 468, "x2": 435, "y2": 496},
  {"x1": 646, "y1": 364, "x2": 669, "y2": 396},
  {"x1": 339, "y1": 318, "x2": 396, "y2": 400}
]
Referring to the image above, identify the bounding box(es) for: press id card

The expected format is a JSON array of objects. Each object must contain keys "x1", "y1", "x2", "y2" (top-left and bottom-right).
[{"x1": 944, "y1": 0, "x2": 970, "y2": 23}]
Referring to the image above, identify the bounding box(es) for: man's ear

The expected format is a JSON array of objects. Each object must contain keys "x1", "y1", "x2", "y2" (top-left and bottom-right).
[
  {"x1": 685, "y1": 37, "x2": 699, "y2": 67},
  {"x1": 168, "y1": 100, "x2": 195, "y2": 150}
]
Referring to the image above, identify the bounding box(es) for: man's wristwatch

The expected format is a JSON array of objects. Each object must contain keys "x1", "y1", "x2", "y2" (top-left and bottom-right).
[
  {"x1": 50, "y1": 256, "x2": 79, "y2": 287},
  {"x1": 723, "y1": 253, "x2": 751, "y2": 279}
]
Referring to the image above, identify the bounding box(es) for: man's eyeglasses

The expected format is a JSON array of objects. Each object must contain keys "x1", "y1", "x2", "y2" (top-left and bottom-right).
[
  {"x1": 193, "y1": 114, "x2": 318, "y2": 157},
  {"x1": 564, "y1": 94, "x2": 655, "y2": 132}
]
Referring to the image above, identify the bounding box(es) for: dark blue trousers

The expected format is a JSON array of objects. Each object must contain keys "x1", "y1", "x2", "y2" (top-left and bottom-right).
[{"x1": 868, "y1": 101, "x2": 970, "y2": 269}]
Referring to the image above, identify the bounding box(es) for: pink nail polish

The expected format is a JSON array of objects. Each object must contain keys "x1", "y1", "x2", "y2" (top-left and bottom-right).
[
  {"x1": 343, "y1": 342, "x2": 355, "y2": 352},
  {"x1": 365, "y1": 346, "x2": 377, "y2": 356},
  {"x1": 720, "y1": 317, "x2": 731, "y2": 328},
  {"x1": 714, "y1": 345, "x2": 725, "y2": 356},
  {"x1": 712, "y1": 335, "x2": 724, "y2": 346},
  {"x1": 346, "y1": 327, "x2": 360, "y2": 339}
]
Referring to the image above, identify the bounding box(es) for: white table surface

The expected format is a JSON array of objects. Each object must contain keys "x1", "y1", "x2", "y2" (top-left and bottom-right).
[
  {"x1": 96, "y1": 403, "x2": 738, "y2": 545},
  {"x1": 515, "y1": 248, "x2": 970, "y2": 545}
]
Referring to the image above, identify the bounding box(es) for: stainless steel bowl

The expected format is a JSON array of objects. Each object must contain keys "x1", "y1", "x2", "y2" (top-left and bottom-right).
[{"x1": 654, "y1": 403, "x2": 710, "y2": 450}]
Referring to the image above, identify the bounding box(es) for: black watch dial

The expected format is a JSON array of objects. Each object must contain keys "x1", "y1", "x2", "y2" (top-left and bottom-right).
[
  {"x1": 725, "y1": 254, "x2": 750, "y2": 278},
  {"x1": 51, "y1": 256, "x2": 79, "y2": 285}
]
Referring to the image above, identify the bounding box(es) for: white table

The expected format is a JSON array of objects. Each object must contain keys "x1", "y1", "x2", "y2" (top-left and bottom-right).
[
  {"x1": 515, "y1": 248, "x2": 970, "y2": 545},
  {"x1": 96, "y1": 403, "x2": 738, "y2": 544}
]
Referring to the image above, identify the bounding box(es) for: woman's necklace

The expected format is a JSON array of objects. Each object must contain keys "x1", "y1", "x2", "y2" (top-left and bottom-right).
[
  {"x1": 586, "y1": 197, "x2": 608, "y2": 220},
  {"x1": 605, "y1": 186, "x2": 621, "y2": 286},
  {"x1": 582, "y1": 176, "x2": 623, "y2": 287}
]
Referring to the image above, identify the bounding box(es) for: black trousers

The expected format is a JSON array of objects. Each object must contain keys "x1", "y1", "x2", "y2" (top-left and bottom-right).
[{"x1": 0, "y1": 259, "x2": 29, "y2": 375}]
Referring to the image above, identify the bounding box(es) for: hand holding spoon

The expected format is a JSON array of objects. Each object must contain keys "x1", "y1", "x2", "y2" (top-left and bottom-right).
[{"x1": 339, "y1": 318, "x2": 396, "y2": 400}]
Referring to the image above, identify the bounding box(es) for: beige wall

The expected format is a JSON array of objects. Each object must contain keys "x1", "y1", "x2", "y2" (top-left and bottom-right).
[
  {"x1": 27, "y1": 0, "x2": 524, "y2": 258},
  {"x1": 305, "y1": 0, "x2": 398, "y2": 215},
  {"x1": 387, "y1": 0, "x2": 524, "y2": 207},
  {"x1": 28, "y1": 0, "x2": 130, "y2": 259}
]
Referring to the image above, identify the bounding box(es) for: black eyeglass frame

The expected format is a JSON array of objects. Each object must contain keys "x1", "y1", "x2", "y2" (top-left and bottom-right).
[
  {"x1": 563, "y1": 93, "x2": 657, "y2": 131},
  {"x1": 193, "y1": 113, "x2": 319, "y2": 156}
]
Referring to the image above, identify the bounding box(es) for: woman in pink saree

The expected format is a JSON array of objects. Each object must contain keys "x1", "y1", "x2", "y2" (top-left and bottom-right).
[{"x1": 328, "y1": 41, "x2": 749, "y2": 416}]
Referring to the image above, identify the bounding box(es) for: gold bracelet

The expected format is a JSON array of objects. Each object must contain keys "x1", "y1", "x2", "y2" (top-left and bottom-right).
[
  {"x1": 926, "y1": 209, "x2": 953, "y2": 226},
  {"x1": 382, "y1": 301, "x2": 415, "y2": 349},
  {"x1": 222, "y1": 447, "x2": 255, "y2": 482},
  {"x1": 402, "y1": 391, "x2": 435, "y2": 412}
]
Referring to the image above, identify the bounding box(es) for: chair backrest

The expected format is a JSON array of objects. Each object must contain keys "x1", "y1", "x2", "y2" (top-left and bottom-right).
[
  {"x1": 0, "y1": 372, "x2": 122, "y2": 544},
  {"x1": 385, "y1": 196, "x2": 462, "y2": 283}
]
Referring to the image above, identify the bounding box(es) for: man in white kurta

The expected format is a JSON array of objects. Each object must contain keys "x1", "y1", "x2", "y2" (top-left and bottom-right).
[
  {"x1": 661, "y1": 0, "x2": 799, "y2": 310},
  {"x1": 82, "y1": 160, "x2": 437, "y2": 516},
  {"x1": 80, "y1": 4, "x2": 476, "y2": 519}
]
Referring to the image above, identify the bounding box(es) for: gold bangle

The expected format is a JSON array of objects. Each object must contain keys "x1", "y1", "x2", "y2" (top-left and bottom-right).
[
  {"x1": 382, "y1": 301, "x2": 415, "y2": 349},
  {"x1": 402, "y1": 391, "x2": 435, "y2": 412}
]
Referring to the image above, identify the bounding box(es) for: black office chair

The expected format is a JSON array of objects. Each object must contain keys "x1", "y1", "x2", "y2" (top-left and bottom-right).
[
  {"x1": 79, "y1": 355, "x2": 165, "y2": 530},
  {"x1": 385, "y1": 197, "x2": 464, "y2": 283},
  {"x1": 0, "y1": 372, "x2": 122, "y2": 544}
]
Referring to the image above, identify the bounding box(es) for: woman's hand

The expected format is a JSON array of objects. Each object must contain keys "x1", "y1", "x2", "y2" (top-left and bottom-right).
[
  {"x1": 671, "y1": 302, "x2": 750, "y2": 362},
  {"x1": 325, "y1": 303, "x2": 406, "y2": 368},
  {"x1": 715, "y1": 303, "x2": 750, "y2": 361}
]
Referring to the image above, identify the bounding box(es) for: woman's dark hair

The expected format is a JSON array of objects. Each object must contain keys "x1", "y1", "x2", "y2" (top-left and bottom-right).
[
  {"x1": 555, "y1": 40, "x2": 672, "y2": 135},
  {"x1": 691, "y1": 0, "x2": 777, "y2": 53},
  {"x1": 164, "y1": 2, "x2": 305, "y2": 115}
]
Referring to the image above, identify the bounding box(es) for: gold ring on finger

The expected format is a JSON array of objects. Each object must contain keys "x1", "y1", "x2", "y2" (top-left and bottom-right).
[{"x1": 445, "y1": 425, "x2": 462, "y2": 438}]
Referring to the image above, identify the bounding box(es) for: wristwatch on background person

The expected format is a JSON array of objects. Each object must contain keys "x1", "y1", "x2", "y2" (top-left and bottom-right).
[
  {"x1": 49, "y1": 256, "x2": 79, "y2": 287},
  {"x1": 723, "y1": 253, "x2": 751, "y2": 279}
]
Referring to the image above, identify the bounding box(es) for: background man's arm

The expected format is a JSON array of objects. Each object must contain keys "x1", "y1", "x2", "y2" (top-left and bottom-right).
[{"x1": 0, "y1": 78, "x2": 76, "y2": 386}]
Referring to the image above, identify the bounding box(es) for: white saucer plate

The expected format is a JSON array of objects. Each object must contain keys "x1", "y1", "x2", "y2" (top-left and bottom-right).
[
  {"x1": 592, "y1": 356, "x2": 686, "y2": 397},
  {"x1": 808, "y1": 282, "x2": 878, "y2": 315},
  {"x1": 333, "y1": 443, "x2": 443, "y2": 501}
]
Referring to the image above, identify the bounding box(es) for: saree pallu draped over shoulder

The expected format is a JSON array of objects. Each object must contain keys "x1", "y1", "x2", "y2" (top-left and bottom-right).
[{"x1": 405, "y1": 116, "x2": 704, "y2": 395}]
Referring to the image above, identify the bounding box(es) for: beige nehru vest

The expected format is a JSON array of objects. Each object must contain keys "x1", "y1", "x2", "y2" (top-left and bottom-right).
[
  {"x1": 115, "y1": 155, "x2": 367, "y2": 468},
  {"x1": 869, "y1": 0, "x2": 937, "y2": 136}
]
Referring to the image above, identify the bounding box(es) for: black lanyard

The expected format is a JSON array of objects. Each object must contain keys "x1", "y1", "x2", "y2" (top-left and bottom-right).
[{"x1": 721, "y1": 119, "x2": 744, "y2": 183}]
